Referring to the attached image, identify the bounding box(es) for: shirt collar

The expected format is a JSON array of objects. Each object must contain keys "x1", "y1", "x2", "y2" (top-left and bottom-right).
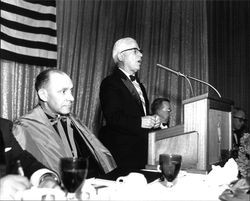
[
  {"x1": 39, "y1": 103, "x2": 69, "y2": 120},
  {"x1": 119, "y1": 68, "x2": 135, "y2": 80}
]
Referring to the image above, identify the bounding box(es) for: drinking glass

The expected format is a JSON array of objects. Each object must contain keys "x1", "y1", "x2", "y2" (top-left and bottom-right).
[
  {"x1": 159, "y1": 154, "x2": 182, "y2": 187},
  {"x1": 60, "y1": 157, "x2": 89, "y2": 200}
]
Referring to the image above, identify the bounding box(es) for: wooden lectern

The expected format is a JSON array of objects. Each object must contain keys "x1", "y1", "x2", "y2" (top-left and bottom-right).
[{"x1": 147, "y1": 93, "x2": 233, "y2": 173}]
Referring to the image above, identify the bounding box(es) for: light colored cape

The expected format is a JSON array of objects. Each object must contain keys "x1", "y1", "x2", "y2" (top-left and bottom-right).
[{"x1": 13, "y1": 105, "x2": 117, "y2": 176}]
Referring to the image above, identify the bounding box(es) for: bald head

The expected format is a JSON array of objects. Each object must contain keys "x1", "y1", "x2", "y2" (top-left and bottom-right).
[
  {"x1": 35, "y1": 69, "x2": 74, "y2": 115},
  {"x1": 35, "y1": 69, "x2": 67, "y2": 92}
]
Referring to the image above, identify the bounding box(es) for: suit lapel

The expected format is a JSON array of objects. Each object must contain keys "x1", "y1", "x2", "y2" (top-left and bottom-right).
[
  {"x1": 116, "y1": 69, "x2": 145, "y2": 113},
  {"x1": 121, "y1": 78, "x2": 142, "y2": 105}
]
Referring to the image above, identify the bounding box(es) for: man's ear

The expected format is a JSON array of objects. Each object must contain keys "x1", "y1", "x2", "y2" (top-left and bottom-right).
[
  {"x1": 38, "y1": 88, "x2": 48, "y2": 102},
  {"x1": 117, "y1": 52, "x2": 124, "y2": 62}
]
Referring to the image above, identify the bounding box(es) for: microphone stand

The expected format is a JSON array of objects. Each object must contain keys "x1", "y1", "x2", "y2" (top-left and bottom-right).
[
  {"x1": 185, "y1": 74, "x2": 221, "y2": 98},
  {"x1": 182, "y1": 74, "x2": 194, "y2": 97},
  {"x1": 157, "y1": 64, "x2": 221, "y2": 98}
]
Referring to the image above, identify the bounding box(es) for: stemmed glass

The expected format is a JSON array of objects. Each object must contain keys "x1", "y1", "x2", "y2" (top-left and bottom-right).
[
  {"x1": 60, "y1": 157, "x2": 89, "y2": 200},
  {"x1": 159, "y1": 154, "x2": 182, "y2": 187}
]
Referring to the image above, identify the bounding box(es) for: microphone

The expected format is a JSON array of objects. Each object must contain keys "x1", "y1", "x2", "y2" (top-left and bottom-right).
[
  {"x1": 157, "y1": 63, "x2": 222, "y2": 98},
  {"x1": 157, "y1": 64, "x2": 194, "y2": 97},
  {"x1": 156, "y1": 64, "x2": 185, "y2": 77}
]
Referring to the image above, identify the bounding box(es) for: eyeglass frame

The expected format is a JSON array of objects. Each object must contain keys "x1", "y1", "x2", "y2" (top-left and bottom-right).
[
  {"x1": 120, "y1": 47, "x2": 143, "y2": 54},
  {"x1": 233, "y1": 116, "x2": 247, "y2": 122}
]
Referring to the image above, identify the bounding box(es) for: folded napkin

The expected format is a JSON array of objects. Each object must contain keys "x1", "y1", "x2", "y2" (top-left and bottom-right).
[
  {"x1": 83, "y1": 174, "x2": 148, "y2": 200},
  {"x1": 206, "y1": 158, "x2": 239, "y2": 186}
]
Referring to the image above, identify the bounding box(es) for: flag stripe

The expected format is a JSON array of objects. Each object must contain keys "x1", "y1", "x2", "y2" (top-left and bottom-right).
[
  {"x1": 1, "y1": 25, "x2": 56, "y2": 45},
  {"x1": 2, "y1": 10, "x2": 56, "y2": 30},
  {"x1": 1, "y1": 49, "x2": 57, "y2": 67},
  {"x1": 1, "y1": 17, "x2": 56, "y2": 36},
  {"x1": 1, "y1": 1, "x2": 56, "y2": 22},
  {"x1": 24, "y1": 0, "x2": 56, "y2": 8},
  {"x1": 1, "y1": 40, "x2": 56, "y2": 59},
  {"x1": 2, "y1": 0, "x2": 56, "y2": 13},
  {"x1": 1, "y1": 32, "x2": 57, "y2": 52},
  {"x1": 0, "y1": 0, "x2": 57, "y2": 67}
]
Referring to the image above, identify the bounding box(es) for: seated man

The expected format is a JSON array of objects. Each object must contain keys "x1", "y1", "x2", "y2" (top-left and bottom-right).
[
  {"x1": 0, "y1": 117, "x2": 60, "y2": 199},
  {"x1": 151, "y1": 98, "x2": 171, "y2": 129},
  {"x1": 13, "y1": 69, "x2": 116, "y2": 178},
  {"x1": 231, "y1": 107, "x2": 248, "y2": 158}
]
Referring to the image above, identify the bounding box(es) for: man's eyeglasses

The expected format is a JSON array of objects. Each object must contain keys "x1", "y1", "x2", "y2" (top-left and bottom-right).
[
  {"x1": 233, "y1": 116, "x2": 247, "y2": 122},
  {"x1": 120, "y1": 48, "x2": 143, "y2": 55}
]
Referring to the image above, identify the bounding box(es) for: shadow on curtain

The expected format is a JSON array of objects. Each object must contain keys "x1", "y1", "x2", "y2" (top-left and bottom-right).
[{"x1": 207, "y1": 0, "x2": 250, "y2": 129}]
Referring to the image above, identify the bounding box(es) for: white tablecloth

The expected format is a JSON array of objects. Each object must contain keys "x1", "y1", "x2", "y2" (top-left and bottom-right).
[
  {"x1": 16, "y1": 158, "x2": 239, "y2": 200},
  {"x1": 84, "y1": 171, "x2": 229, "y2": 200}
]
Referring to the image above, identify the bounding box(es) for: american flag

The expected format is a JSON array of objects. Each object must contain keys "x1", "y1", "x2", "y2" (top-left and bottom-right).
[{"x1": 0, "y1": 0, "x2": 57, "y2": 67}]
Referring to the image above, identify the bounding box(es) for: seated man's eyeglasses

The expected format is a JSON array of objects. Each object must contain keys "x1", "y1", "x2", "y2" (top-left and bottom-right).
[
  {"x1": 120, "y1": 48, "x2": 143, "y2": 54},
  {"x1": 233, "y1": 116, "x2": 247, "y2": 122}
]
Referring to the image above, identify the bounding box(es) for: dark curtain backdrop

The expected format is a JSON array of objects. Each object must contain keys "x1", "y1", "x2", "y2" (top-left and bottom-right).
[
  {"x1": 207, "y1": 0, "x2": 250, "y2": 129},
  {"x1": 0, "y1": 0, "x2": 209, "y2": 136}
]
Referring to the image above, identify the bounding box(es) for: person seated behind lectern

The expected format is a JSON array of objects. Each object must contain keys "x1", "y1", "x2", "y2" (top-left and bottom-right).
[
  {"x1": 151, "y1": 98, "x2": 171, "y2": 129},
  {"x1": 231, "y1": 107, "x2": 248, "y2": 159}
]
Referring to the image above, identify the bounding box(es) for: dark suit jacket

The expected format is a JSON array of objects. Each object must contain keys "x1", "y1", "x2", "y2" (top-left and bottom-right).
[
  {"x1": 99, "y1": 68, "x2": 150, "y2": 169},
  {"x1": 0, "y1": 117, "x2": 45, "y2": 178}
]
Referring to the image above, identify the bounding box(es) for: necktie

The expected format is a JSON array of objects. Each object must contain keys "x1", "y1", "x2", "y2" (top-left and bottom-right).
[
  {"x1": 129, "y1": 75, "x2": 136, "y2": 82},
  {"x1": 233, "y1": 132, "x2": 239, "y2": 146},
  {"x1": 160, "y1": 123, "x2": 168, "y2": 129},
  {"x1": 50, "y1": 115, "x2": 78, "y2": 157},
  {"x1": 49, "y1": 115, "x2": 67, "y2": 125},
  {"x1": 129, "y1": 75, "x2": 146, "y2": 115}
]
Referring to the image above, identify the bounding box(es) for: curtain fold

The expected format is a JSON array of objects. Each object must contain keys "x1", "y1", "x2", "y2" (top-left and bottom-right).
[
  {"x1": 0, "y1": 0, "x2": 208, "y2": 135},
  {"x1": 0, "y1": 60, "x2": 48, "y2": 119}
]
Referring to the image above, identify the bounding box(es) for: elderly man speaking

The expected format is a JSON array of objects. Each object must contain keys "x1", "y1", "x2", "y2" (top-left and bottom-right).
[{"x1": 99, "y1": 37, "x2": 160, "y2": 169}]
